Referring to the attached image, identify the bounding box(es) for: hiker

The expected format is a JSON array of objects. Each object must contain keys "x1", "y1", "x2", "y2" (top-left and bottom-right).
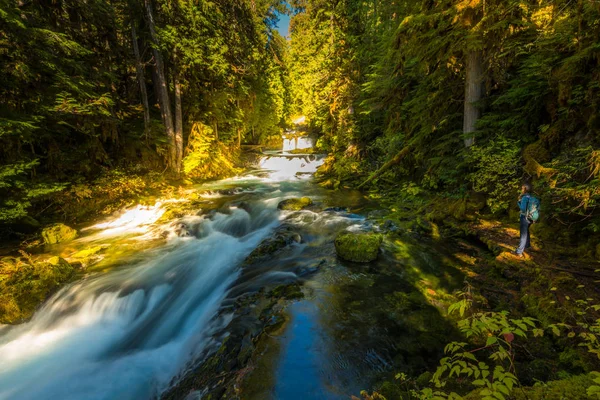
[{"x1": 513, "y1": 182, "x2": 540, "y2": 257}]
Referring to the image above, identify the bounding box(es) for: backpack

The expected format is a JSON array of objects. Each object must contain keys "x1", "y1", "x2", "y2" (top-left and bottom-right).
[{"x1": 526, "y1": 195, "x2": 541, "y2": 223}]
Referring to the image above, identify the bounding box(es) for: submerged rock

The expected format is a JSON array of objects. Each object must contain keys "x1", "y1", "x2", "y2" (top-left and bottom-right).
[
  {"x1": 277, "y1": 197, "x2": 313, "y2": 211},
  {"x1": 334, "y1": 232, "x2": 383, "y2": 263},
  {"x1": 325, "y1": 206, "x2": 349, "y2": 213},
  {"x1": 41, "y1": 223, "x2": 78, "y2": 245},
  {"x1": 245, "y1": 225, "x2": 302, "y2": 264}
]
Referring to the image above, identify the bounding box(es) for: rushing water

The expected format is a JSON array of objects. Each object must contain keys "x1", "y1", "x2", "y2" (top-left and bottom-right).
[
  {"x1": 0, "y1": 137, "x2": 466, "y2": 400},
  {"x1": 0, "y1": 143, "x2": 332, "y2": 399}
]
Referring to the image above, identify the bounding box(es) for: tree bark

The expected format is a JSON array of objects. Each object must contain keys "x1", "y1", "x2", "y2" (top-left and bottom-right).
[
  {"x1": 463, "y1": 50, "x2": 483, "y2": 148},
  {"x1": 131, "y1": 24, "x2": 151, "y2": 143},
  {"x1": 174, "y1": 60, "x2": 183, "y2": 174},
  {"x1": 144, "y1": 0, "x2": 176, "y2": 170}
]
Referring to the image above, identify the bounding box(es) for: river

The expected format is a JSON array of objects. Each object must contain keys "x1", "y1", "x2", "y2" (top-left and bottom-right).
[{"x1": 0, "y1": 139, "x2": 466, "y2": 400}]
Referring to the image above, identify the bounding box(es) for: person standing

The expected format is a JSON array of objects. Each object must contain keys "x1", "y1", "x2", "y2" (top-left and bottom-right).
[{"x1": 513, "y1": 182, "x2": 534, "y2": 257}]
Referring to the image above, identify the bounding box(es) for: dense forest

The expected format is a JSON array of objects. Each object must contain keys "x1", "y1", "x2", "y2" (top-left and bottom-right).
[
  {"x1": 1, "y1": 0, "x2": 600, "y2": 399},
  {"x1": 0, "y1": 0, "x2": 290, "y2": 226},
  {"x1": 288, "y1": 0, "x2": 600, "y2": 257}
]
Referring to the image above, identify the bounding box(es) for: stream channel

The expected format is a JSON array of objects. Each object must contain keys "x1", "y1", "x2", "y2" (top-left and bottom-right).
[{"x1": 0, "y1": 138, "x2": 471, "y2": 400}]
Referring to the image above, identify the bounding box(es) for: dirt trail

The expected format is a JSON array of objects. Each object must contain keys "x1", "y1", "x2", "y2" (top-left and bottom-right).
[{"x1": 440, "y1": 217, "x2": 600, "y2": 310}]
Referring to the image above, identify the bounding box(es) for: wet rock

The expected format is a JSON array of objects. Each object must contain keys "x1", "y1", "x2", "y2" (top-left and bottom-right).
[
  {"x1": 174, "y1": 222, "x2": 191, "y2": 237},
  {"x1": 213, "y1": 187, "x2": 243, "y2": 196},
  {"x1": 268, "y1": 283, "x2": 304, "y2": 300},
  {"x1": 162, "y1": 281, "x2": 301, "y2": 400},
  {"x1": 277, "y1": 197, "x2": 313, "y2": 211},
  {"x1": 41, "y1": 223, "x2": 78, "y2": 245},
  {"x1": 245, "y1": 225, "x2": 301, "y2": 264},
  {"x1": 381, "y1": 219, "x2": 399, "y2": 233},
  {"x1": 295, "y1": 259, "x2": 326, "y2": 277},
  {"x1": 325, "y1": 206, "x2": 349, "y2": 213},
  {"x1": 236, "y1": 201, "x2": 252, "y2": 214},
  {"x1": 334, "y1": 232, "x2": 383, "y2": 263},
  {"x1": 70, "y1": 246, "x2": 104, "y2": 267}
]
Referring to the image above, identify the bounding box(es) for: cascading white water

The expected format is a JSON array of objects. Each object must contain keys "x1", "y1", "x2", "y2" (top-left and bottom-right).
[{"x1": 0, "y1": 150, "x2": 324, "y2": 400}]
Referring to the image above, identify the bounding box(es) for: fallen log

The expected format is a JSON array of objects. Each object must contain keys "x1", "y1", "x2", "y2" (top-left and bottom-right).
[{"x1": 357, "y1": 146, "x2": 410, "y2": 190}]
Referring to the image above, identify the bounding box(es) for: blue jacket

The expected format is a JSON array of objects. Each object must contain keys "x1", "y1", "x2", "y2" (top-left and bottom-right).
[{"x1": 518, "y1": 194, "x2": 531, "y2": 215}]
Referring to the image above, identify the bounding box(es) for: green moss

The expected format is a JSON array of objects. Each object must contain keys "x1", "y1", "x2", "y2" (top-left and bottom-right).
[
  {"x1": 70, "y1": 246, "x2": 103, "y2": 266},
  {"x1": 334, "y1": 232, "x2": 383, "y2": 262},
  {"x1": 463, "y1": 374, "x2": 596, "y2": 400},
  {"x1": 269, "y1": 284, "x2": 304, "y2": 300},
  {"x1": 277, "y1": 197, "x2": 313, "y2": 211},
  {"x1": 41, "y1": 223, "x2": 78, "y2": 245},
  {"x1": 511, "y1": 373, "x2": 594, "y2": 400},
  {"x1": 245, "y1": 228, "x2": 301, "y2": 264},
  {"x1": 0, "y1": 256, "x2": 75, "y2": 324}
]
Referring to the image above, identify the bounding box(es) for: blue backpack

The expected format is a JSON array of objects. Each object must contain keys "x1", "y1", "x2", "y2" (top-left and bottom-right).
[{"x1": 526, "y1": 196, "x2": 541, "y2": 223}]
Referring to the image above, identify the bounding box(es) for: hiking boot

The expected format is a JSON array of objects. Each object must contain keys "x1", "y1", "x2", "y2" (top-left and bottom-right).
[{"x1": 511, "y1": 250, "x2": 523, "y2": 258}]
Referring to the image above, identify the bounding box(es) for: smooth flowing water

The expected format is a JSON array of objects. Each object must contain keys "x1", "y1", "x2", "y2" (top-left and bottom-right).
[
  {"x1": 0, "y1": 138, "x2": 465, "y2": 400},
  {"x1": 0, "y1": 139, "x2": 362, "y2": 399}
]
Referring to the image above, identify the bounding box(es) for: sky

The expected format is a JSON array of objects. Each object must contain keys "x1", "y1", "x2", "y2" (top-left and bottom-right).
[{"x1": 275, "y1": 12, "x2": 291, "y2": 38}]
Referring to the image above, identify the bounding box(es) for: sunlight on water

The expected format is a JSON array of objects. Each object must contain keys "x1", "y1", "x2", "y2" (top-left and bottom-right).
[
  {"x1": 260, "y1": 155, "x2": 323, "y2": 181},
  {"x1": 80, "y1": 200, "x2": 186, "y2": 241}
]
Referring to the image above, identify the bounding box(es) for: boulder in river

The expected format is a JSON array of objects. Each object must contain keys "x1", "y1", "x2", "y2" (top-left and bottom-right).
[
  {"x1": 334, "y1": 232, "x2": 383, "y2": 263},
  {"x1": 245, "y1": 225, "x2": 301, "y2": 264},
  {"x1": 41, "y1": 223, "x2": 78, "y2": 245},
  {"x1": 277, "y1": 197, "x2": 313, "y2": 211}
]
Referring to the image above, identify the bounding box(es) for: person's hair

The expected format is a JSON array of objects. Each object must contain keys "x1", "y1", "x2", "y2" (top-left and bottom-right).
[{"x1": 522, "y1": 182, "x2": 532, "y2": 193}]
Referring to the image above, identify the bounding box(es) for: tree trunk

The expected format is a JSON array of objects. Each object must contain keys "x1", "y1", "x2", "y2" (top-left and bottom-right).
[
  {"x1": 174, "y1": 61, "x2": 183, "y2": 174},
  {"x1": 463, "y1": 50, "x2": 483, "y2": 148},
  {"x1": 144, "y1": 0, "x2": 176, "y2": 170},
  {"x1": 131, "y1": 24, "x2": 151, "y2": 143}
]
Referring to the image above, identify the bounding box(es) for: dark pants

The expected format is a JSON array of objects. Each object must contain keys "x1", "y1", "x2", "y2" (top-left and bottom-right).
[{"x1": 516, "y1": 214, "x2": 531, "y2": 254}]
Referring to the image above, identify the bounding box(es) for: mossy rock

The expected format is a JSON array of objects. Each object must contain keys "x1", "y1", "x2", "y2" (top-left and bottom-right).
[
  {"x1": 269, "y1": 284, "x2": 304, "y2": 300},
  {"x1": 0, "y1": 256, "x2": 75, "y2": 324},
  {"x1": 277, "y1": 197, "x2": 313, "y2": 211},
  {"x1": 245, "y1": 226, "x2": 301, "y2": 264},
  {"x1": 70, "y1": 246, "x2": 104, "y2": 267},
  {"x1": 41, "y1": 223, "x2": 78, "y2": 245},
  {"x1": 464, "y1": 373, "x2": 594, "y2": 400},
  {"x1": 334, "y1": 232, "x2": 383, "y2": 263}
]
